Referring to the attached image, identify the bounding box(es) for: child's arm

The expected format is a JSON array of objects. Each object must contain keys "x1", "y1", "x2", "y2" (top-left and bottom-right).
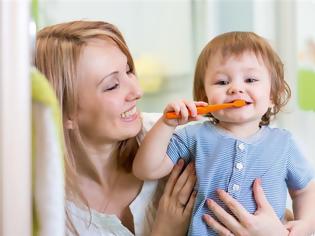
[
  {"x1": 286, "y1": 180, "x2": 315, "y2": 235},
  {"x1": 133, "y1": 100, "x2": 207, "y2": 180}
]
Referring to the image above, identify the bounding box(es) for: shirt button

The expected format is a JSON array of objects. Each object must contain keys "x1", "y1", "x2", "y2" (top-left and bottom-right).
[
  {"x1": 238, "y1": 143, "x2": 245, "y2": 151},
  {"x1": 232, "y1": 184, "x2": 240, "y2": 191},
  {"x1": 236, "y1": 162, "x2": 243, "y2": 170}
]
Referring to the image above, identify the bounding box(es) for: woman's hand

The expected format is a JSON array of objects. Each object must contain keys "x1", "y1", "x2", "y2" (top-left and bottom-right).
[
  {"x1": 203, "y1": 179, "x2": 290, "y2": 236},
  {"x1": 285, "y1": 220, "x2": 311, "y2": 236},
  {"x1": 151, "y1": 159, "x2": 196, "y2": 236}
]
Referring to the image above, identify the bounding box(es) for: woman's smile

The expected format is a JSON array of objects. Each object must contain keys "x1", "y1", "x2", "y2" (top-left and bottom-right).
[{"x1": 120, "y1": 106, "x2": 139, "y2": 122}]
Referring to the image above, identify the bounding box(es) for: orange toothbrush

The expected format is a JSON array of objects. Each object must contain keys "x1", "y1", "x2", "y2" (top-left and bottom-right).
[{"x1": 165, "y1": 100, "x2": 247, "y2": 119}]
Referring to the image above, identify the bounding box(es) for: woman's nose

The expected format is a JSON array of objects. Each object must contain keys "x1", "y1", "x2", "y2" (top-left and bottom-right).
[{"x1": 125, "y1": 76, "x2": 143, "y2": 101}]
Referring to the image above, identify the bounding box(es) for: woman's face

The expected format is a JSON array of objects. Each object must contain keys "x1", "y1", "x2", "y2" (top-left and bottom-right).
[{"x1": 75, "y1": 38, "x2": 143, "y2": 145}]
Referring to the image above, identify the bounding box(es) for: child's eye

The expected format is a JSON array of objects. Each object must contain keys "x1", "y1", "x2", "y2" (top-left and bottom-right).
[
  {"x1": 245, "y1": 77, "x2": 258, "y2": 83},
  {"x1": 215, "y1": 80, "x2": 229, "y2": 85}
]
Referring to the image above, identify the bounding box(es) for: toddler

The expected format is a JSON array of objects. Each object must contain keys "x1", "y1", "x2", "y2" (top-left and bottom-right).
[{"x1": 133, "y1": 32, "x2": 315, "y2": 235}]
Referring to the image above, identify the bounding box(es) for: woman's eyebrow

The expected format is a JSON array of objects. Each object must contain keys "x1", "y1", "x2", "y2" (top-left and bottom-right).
[{"x1": 97, "y1": 71, "x2": 118, "y2": 86}]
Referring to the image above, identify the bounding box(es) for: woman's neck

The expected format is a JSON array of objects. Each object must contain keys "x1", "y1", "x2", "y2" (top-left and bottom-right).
[{"x1": 75, "y1": 140, "x2": 124, "y2": 185}]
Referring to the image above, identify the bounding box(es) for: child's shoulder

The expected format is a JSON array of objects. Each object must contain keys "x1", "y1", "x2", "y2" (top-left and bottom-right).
[
  {"x1": 265, "y1": 125, "x2": 293, "y2": 140},
  {"x1": 176, "y1": 120, "x2": 212, "y2": 134}
]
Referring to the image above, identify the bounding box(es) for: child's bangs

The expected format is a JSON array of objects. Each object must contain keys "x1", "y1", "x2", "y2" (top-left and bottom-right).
[{"x1": 211, "y1": 32, "x2": 268, "y2": 63}]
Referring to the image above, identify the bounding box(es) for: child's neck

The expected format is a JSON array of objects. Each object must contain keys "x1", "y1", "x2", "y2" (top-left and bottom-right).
[{"x1": 217, "y1": 121, "x2": 261, "y2": 139}]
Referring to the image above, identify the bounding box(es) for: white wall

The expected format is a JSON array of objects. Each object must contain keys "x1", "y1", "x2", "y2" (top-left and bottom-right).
[
  {"x1": 39, "y1": 0, "x2": 194, "y2": 77},
  {"x1": 0, "y1": 1, "x2": 31, "y2": 235}
]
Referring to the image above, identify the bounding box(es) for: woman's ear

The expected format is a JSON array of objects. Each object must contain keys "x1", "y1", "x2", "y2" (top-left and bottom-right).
[{"x1": 64, "y1": 119, "x2": 74, "y2": 130}]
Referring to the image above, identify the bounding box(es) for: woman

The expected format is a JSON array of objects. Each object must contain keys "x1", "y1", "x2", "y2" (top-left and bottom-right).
[{"x1": 35, "y1": 20, "x2": 290, "y2": 235}]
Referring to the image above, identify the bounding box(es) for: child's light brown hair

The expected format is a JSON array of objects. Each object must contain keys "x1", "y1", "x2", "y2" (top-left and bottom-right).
[{"x1": 193, "y1": 31, "x2": 291, "y2": 125}]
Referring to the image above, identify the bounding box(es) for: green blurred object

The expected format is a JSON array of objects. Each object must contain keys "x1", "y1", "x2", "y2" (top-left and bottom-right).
[
  {"x1": 31, "y1": 0, "x2": 39, "y2": 26},
  {"x1": 297, "y1": 69, "x2": 315, "y2": 111}
]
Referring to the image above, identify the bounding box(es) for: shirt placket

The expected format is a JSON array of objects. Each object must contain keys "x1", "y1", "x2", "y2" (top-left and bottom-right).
[{"x1": 227, "y1": 141, "x2": 247, "y2": 199}]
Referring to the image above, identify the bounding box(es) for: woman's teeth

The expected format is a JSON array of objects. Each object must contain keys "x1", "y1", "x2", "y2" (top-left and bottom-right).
[{"x1": 121, "y1": 107, "x2": 137, "y2": 118}]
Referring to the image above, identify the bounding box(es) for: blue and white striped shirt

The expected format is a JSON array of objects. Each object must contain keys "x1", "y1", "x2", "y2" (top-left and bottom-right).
[{"x1": 166, "y1": 121, "x2": 315, "y2": 236}]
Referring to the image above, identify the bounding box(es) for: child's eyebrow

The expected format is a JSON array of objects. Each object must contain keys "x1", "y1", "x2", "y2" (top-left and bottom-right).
[
  {"x1": 242, "y1": 67, "x2": 260, "y2": 73},
  {"x1": 213, "y1": 69, "x2": 228, "y2": 75}
]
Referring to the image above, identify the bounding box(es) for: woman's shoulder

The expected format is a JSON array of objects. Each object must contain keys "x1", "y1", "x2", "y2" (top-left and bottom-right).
[
  {"x1": 141, "y1": 112, "x2": 162, "y2": 131},
  {"x1": 137, "y1": 112, "x2": 162, "y2": 144}
]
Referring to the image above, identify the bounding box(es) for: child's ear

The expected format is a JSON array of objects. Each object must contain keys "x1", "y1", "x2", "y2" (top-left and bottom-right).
[{"x1": 64, "y1": 119, "x2": 74, "y2": 130}]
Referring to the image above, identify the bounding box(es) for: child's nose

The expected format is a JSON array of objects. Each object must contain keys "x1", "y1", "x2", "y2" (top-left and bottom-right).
[{"x1": 227, "y1": 83, "x2": 244, "y2": 95}]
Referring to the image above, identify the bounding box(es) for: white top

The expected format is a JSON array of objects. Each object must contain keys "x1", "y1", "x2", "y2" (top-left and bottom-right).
[{"x1": 66, "y1": 113, "x2": 163, "y2": 236}]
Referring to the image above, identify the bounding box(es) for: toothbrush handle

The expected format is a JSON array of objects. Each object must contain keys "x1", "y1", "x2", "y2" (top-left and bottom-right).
[{"x1": 165, "y1": 103, "x2": 233, "y2": 119}]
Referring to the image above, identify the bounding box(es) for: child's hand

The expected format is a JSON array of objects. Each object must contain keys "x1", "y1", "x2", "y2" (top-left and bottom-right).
[{"x1": 163, "y1": 100, "x2": 208, "y2": 126}]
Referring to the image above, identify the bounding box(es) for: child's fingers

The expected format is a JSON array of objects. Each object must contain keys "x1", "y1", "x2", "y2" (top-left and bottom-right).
[
  {"x1": 178, "y1": 101, "x2": 189, "y2": 122},
  {"x1": 164, "y1": 100, "x2": 207, "y2": 122},
  {"x1": 184, "y1": 100, "x2": 198, "y2": 118},
  {"x1": 194, "y1": 101, "x2": 208, "y2": 107},
  {"x1": 164, "y1": 101, "x2": 181, "y2": 115}
]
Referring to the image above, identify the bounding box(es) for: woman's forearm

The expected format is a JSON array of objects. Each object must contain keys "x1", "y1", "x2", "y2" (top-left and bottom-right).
[{"x1": 290, "y1": 180, "x2": 315, "y2": 233}]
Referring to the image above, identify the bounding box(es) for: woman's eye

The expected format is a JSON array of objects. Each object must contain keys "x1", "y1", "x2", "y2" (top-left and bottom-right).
[{"x1": 104, "y1": 83, "x2": 119, "y2": 92}]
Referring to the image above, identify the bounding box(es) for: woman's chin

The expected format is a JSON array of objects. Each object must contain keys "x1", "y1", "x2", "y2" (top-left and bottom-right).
[{"x1": 120, "y1": 119, "x2": 142, "y2": 139}]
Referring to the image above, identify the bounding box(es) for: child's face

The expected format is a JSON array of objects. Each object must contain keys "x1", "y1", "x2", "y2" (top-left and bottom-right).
[{"x1": 204, "y1": 51, "x2": 273, "y2": 129}]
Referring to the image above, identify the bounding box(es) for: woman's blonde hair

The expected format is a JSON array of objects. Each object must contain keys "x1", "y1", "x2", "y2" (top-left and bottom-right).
[
  {"x1": 35, "y1": 20, "x2": 139, "y2": 233},
  {"x1": 193, "y1": 31, "x2": 291, "y2": 126}
]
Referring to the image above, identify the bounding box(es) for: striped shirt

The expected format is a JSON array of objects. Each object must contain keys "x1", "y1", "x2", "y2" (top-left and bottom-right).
[{"x1": 166, "y1": 121, "x2": 315, "y2": 236}]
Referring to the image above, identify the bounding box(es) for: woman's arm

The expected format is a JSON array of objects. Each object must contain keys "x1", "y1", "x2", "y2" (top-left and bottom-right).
[
  {"x1": 203, "y1": 179, "x2": 289, "y2": 236},
  {"x1": 286, "y1": 180, "x2": 315, "y2": 235},
  {"x1": 151, "y1": 159, "x2": 197, "y2": 236}
]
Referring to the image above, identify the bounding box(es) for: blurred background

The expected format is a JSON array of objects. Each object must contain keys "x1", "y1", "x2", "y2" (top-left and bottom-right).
[
  {"x1": 35, "y1": 0, "x2": 315, "y2": 171},
  {"x1": 1, "y1": 0, "x2": 315, "y2": 235}
]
